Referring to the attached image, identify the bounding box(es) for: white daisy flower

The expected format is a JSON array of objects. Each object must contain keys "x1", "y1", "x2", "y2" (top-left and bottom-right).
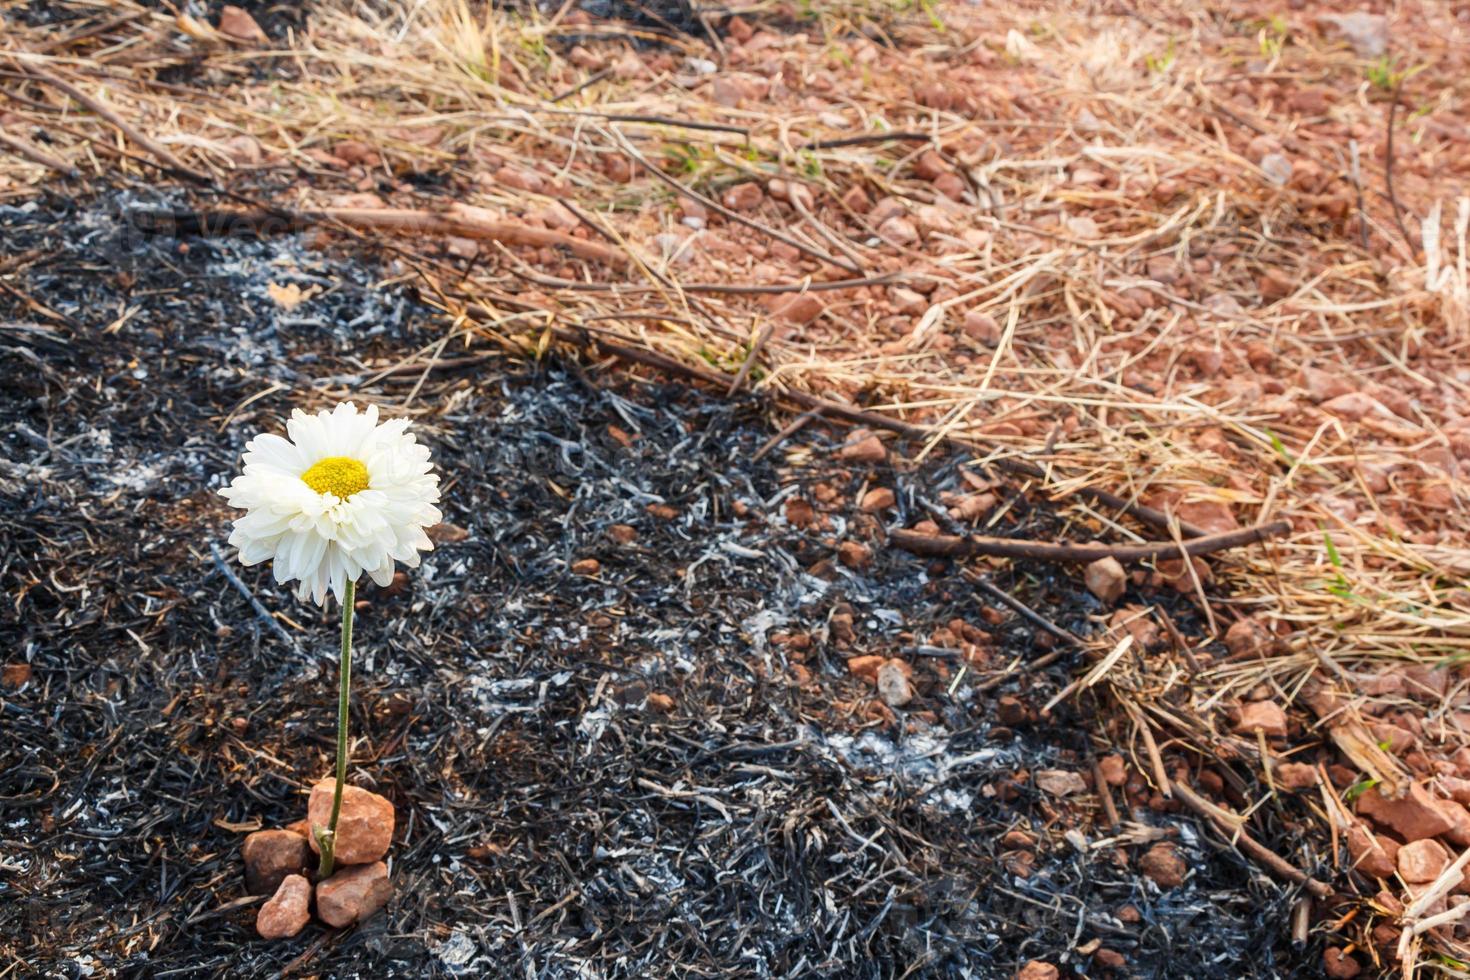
[{"x1": 219, "y1": 402, "x2": 442, "y2": 606}]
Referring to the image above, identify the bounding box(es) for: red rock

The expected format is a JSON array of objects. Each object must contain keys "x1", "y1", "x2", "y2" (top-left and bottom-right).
[
  {"x1": 997, "y1": 696, "x2": 1030, "y2": 726},
  {"x1": 1323, "y1": 948, "x2": 1361, "y2": 978},
  {"x1": 1435, "y1": 797, "x2": 1470, "y2": 846},
  {"x1": 1368, "y1": 385, "x2": 1415, "y2": 421},
  {"x1": 1156, "y1": 556, "x2": 1213, "y2": 593},
  {"x1": 772, "y1": 180, "x2": 816, "y2": 213},
  {"x1": 610, "y1": 50, "x2": 646, "y2": 80},
  {"x1": 1035, "y1": 769, "x2": 1088, "y2": 797},
  {"x1": 914, "y1": 150, "x2": 950, "y2": 182},
  {"x1": 1, "y1": 662, "x2": 31, "y2": 688},
  {"x1": 1083, "y1": 557, "x2": 1126, "y2": 605},
  {"x1": 494, "y1": 165, "x2": 545, "y2": 193},
  {"x1": 256, "y1": 874, "x2": 311, "y2": 939},
  {"x1": 877, "y1": 216, "x2": 919, "y2": 245},
  {"x1": 934, "y1": 173, "x2": 967, "y2": 200},
  {"x1": 725, "y1": 14, "x2": 754, "y2": 42},
  {"x1": 876, "y1": 659, "x2": 913, "y2": 707},
  {"x1": 571, "y1": 558, "x2": 601, "y2": 576},
  {"x1": 842, "y1": 185, "x2": 872, "y2": 214},
  {"x1": 242, "y1": 829, "x2": 310, "y2": 896},
  {"x1": 945, "y1": 492, "x2": 997, "y2": 521},
  {"x1": 1116, "y1": 904, "x2": 1141, "y2": 923},
  {"x1": 768, "y1": 293, "x2": 825, "y2": 324},
  {"x1": 1398, "y1": 838, "x2": 1450, "y2": 883},
  {"x1": 307, "y1": 779, "x2": 395, "y2": 866},
  {"x1": 1094, "y1": 948, "x2": 1126, "y2": 970},
  {"x1": 859, "y1": 487, "x2": 896, "y2": 513},
  {"x1": 721, "y1": 182, "x2": 764, "y2": 211},
  {"x1": 710, "y1": 76, "x2": 745, "y2": 107},
  {"x1": 219, "y1": 4, "x2": 268, "y2": 42},
  {"x1": 889, "y1": 287, "x2": 928, "y2": 315},
  {"x1": 962, "y1": 310, "x2": 1000, "y2": 345},
  {"x1": 316, "y1": 861, "x2": 392, "y2": 928},
  {"x1": 914, "y1": 81, "x2": 955, "y2": 111},
  {"x1": 1233, "y1": 701, "x2": 1288, "y2": 739},
  {"x1": 1346, "y1": 824, "x2": 1398, "y2": 877},
  {"x1": 1224, "y1": 618, "x2": 1274, "y2": 658},
  {"x1": 1321, "y1": 392, "x2": 1383, "y2": 422},
  {"x1": 1441, "y1": 776, "x2": 1470, "y2": 805},
  {"x1": 838, "y1": 541, "x2": 872, "y2": 569},
  {"x1": 1403, "y1": 664, "x2": 1451, "y2": 702},
  {"x1": 645, "y1": 692, "x2": 675, "y2": 713},
  {"x1": 1258, "y1": 268, "x2": 1295, "y2": 301},
  {"x1": 784, "y1": 497, "x2": 817, "y2": 528},
  {"x1": 1139, "y1": 842, "x2": 1186, "y2": 888},
  {"x1": 1108, "y1": 606, "x2": 1161, "y2": 651},
  {"x1": 847, "y1": 655, "x2": 885, "y2": 683},
  {"x1": 1098, "y1": 755, "x2": 1127, "y2": 786},
  {"x1": 567, "y1": 45, "x2": 603, "y2": 70},
  {"x1": 608, "y1": 524, "x2": 637, "y2": 544},
  {"x1": 1177, "y1": 499, "x2": 1238, "y2": 534},
  {"x1": 839, "y1": 433, "x2": 887, "y2": 464},
  {"x1": 1300, "y1": 367, "x2": 1354, "y2": 403},
  {"x1": 1016, "y1": 962, "x2": 1059, "y2": 980},
  {"x1": 1370, "y1": 722, "x2": 1415, "y2": 754},
  {"x1": 1274, "y1": 762, "x2": 1318, "y2": 791},
  {"x1": 1356, "y1": 783, "x2": 1455, "y2": 841},
  {"x1": 1371, "y1": 922, "x2": 1401, "y2": 947}
]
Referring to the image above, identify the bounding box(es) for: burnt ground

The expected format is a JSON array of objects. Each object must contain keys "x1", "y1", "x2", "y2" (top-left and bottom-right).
[{"x1": 1, "y1": 192, "x2": 1317, "y2": 978}]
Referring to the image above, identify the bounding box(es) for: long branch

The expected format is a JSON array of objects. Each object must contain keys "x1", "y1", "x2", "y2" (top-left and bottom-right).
[{"x1": 888, "y1": 520, "x2": 1291, "y2": 563}]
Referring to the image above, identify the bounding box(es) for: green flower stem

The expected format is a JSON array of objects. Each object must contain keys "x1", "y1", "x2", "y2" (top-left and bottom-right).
[{"x1": 317, "y1": 578, "x2": 355, "y2": 879}]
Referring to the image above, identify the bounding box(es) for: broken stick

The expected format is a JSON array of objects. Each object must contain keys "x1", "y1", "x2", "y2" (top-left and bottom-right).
[
  {"x1": 1171, "y1": 780, "x2": 1333, "y2": 898},
  {"x1": 888, "y1": 520, "x2": 1291, "y2": 564}
]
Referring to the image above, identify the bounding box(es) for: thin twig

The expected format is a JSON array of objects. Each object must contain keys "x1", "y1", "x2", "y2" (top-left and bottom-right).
[
  {"x1": 1384, "y1": 76, "x2": 1419, "y2": 260},
  {"x1": 209, "y1": 542, "x2": 301, "y2": 652},
  {"x1": 1171, "y1": 780, "x2": 1333, "y2": 898}
]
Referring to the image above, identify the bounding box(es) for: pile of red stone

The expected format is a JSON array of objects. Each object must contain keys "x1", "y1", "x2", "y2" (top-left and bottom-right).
[{"x1": 241, "y1": 778, "x2": 395, "y2": 938}]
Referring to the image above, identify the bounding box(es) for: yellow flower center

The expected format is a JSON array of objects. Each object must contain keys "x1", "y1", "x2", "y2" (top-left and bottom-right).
[{"x1": 301, "y1": 456, "x2": 370, "y2": 499}]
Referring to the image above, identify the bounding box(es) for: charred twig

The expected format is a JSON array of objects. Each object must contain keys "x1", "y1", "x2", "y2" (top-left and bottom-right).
[
  {"x1": 751, "y1": 407, "x2": 825, "y2": 462},
  {"x1": 889, "y1": 520, "x2": 1291, "y2": 564},
  {"x1": 726, "y1": 322, "x2": 774, "y2": 395},
  {"x1": 1384, "y1": 77, "x2": 1418, "y2": 260},
  {"x1": 963, "y1": 570, "x2": 1081, "y2": 645},
  {"x1": 802, "y1": 131, "x2": 933, "y2": 150},
  {"x1": 550, "y1": 69, "x2": 610, "y2": 102},
  {"x1": 1171, "y1": 780, "x2": 1333, "y2": 899},
  {"x1": 208, "y1": 543, "x2": 301, "y2": 652},
  {"x1": 974, "y1": 648, "x2": 1068, "y2": 693}
]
